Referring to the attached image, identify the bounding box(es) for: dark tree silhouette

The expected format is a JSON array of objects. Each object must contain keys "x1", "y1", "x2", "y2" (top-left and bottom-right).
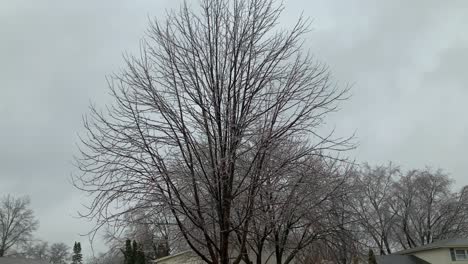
[
  {"x1": 368, "y1": 249, "x2": 377, "y2": 264},
  {"x1": 74, "y1": 1, "x2": 351, "y2": 264},
  {"x1": 0, "y1": 195, "x2": 38, "y2": 257},
  {"x1": 71, "y1": 242, "x2": 82, "y2": 264}
]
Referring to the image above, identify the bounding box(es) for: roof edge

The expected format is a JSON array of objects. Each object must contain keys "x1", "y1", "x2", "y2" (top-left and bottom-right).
[
  {"x1": 397, "y1": 240, "x2": 468, "y2": 255},
  {"x1": 154, "y1": 251, "x2": 194, "y2": 262}
]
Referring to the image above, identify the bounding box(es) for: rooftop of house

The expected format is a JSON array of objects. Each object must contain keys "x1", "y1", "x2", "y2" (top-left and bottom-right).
[
  {"x1": 0, "y1": 257, "x2": 49, "y2": 264},
  {"x1": 396, "y1": 238, "x2": 468, "y2": 255},
  {"x1": 152, "y1": 251, "x2": 199, "y2": 264},
  {"x1": 376, "y1": 255, "x2": 431, "y2": 264}
]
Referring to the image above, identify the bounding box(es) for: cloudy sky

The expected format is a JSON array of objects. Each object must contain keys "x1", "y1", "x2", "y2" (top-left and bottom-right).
[{"x1": 1, "y1": 0, "x2": 468, "y2": 257}]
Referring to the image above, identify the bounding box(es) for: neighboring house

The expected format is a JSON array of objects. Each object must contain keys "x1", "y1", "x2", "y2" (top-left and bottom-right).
[
  {"x1": 378, "y1": 238, "x2": 468, "y2": 264},
  {"x1": 153, "y1": 250, "x2": 292, "y2": 264},
  {"x1": 153, "y1": 251, "x2": 201, "y2": 264},
  {"x1": 0, "y1": 257, "x2": 48, "y2": 264},
  {"x1": 154, "y1": 239, "x2": 468, "y2": 264},
  {"x1": 376, "y1": 255, "x2": 431, "y2": 264}
]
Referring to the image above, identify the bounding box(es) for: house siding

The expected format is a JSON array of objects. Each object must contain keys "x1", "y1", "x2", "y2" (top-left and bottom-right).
[
  {"x1": 155, "y1": 251, "x2": 293, "y2": 264},
  {"x1": 155, "y1": 252, "x2": 203, "y2": 264},
  {"x1": 410, "y1": 248, "x2": 468, "y2": 264}
]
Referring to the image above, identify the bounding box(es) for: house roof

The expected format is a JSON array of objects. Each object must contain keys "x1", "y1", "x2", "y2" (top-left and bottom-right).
[
  {"x1": 0, "y1": 257, "x2": 49, "y2": 264},
  {"x1": 153, "y1": 251, "x2": 198, "y2": 263},
  {"x1": 396, "y1": 238, "x2": 468, "y2": 255},
  {"x1": 376, "y1": 255, "x2": 431, "y2": 264}
]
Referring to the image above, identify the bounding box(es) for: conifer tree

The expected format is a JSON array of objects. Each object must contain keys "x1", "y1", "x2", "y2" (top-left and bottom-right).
[
  {"x1": 122, "y1": 239, "x2": 135, "y2": 264},
  {"x1": 71, "y1": 242, "x2": 82, "y2": 264},
  {"x1": 121, "y1": 239, "x2": 146, "y2": 264},
  {"x1": 368, "y1": 249, "x2": 377, "y2": 264},
  {"x1": 135, "y1": 243, "x2": 146, "y2": 264},
  {"x1": 132, "y1": 240, "x2": 138, "y2": 263}
]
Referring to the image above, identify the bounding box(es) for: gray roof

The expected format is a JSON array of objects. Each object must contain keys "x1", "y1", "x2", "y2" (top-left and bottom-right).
[
  {"x1": 376, "y1": 255, "x2": 430, "y2": 264},
  {"x1": 153, "y1": 251, "x2": 200, "y2": 264},
  {"x1": 396, "y1": 238, "x2": 468, "y2": 255},
  {"x1": 0, "y1": 257, "x2": 49, "y2": 264}
]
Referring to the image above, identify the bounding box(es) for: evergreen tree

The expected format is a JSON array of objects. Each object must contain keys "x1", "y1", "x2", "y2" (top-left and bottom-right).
[
  {"x1": 368, "y1": 249, "x2": 377, "y2": 264},
  {"x1": 122, "y1": 239, "x2": 135, "y2": 264},
  {"x1": 72, "y1": 242, "x2": 77, "y2": 264},
  {"x1": 135, "y1": 243, "x2": 146, "y2": 264},
  {"x1": 132, "y1": 240, "x2": 138, "y2": 263},
  {"x1": 121, "y1": 239, "x2": 146, "y2": 264},
  {"x1": 71, "y1": 242, "x2": 82, "y2": 264}
]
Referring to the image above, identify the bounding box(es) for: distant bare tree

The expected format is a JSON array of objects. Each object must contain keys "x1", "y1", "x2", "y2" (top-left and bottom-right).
[
  {"x1": 392, "y1": 168, "x2": 468, "y2": 248},
  {"x1": 49, "y1": 242, "x2": 70, "y2": 264},
  {"x1": 351, "y1": 164, "x2": 468, "y2": 254},
  {"x1": 103, "y1": 207, "x2": 173, "y2": 261},
  {"x1": 390, "y1": 169, "x2": 418, "y2": 249},
  {"x1": 125, "y1": 212, "x2": 171, "y2": 260},
  {"x1": 20, "y1": 240, "x2": 71, "y2": 263},
  {"x1": 22, "y1": 240, "x2": 49, "y2": 260},
  {"x1": 321, "y1": 184, "x2": 363, "y2": 264},
  {"x1": 86, "y1": 252, "x2": 124, "y2": 264},
  {"x1": 242, "y1": 142, "x2": 354, "y2": 264},
  {"x1": 351, "y1": 163, "x2": 400, "y2": 255},
  {"x1": 0, "y1": 195, "x2": 39, "y2": 256},
  {"x1": 74, "y1": 0, "x2": 351, "y2": 264}
]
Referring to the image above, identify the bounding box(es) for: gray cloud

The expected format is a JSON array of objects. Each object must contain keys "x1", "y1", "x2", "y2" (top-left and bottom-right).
[{"x1": 1, "y1": 0, "x2": 468, "y2": 257}]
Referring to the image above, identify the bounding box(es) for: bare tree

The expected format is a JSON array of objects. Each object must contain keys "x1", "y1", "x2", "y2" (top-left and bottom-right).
[
  {"x1": 390, "y1": 169, "x2": 418, "y2": 249},
  {"x1": 124, "y1": 212, "x2": 171, "y2": 260},
  {"x1": 103, "y1": 207, "x2": 174, "y2": 261},
  {"x1": 22, "y1": 240, "x2": 49, "y2": 260},
  {"x1": 320, "y1": 183, "x2": 364, "y2": 264},
  {"x1": 350, "y1": 163, "x2": 400, "y2": 255},
  {"x1": 86, "y1": 252, "x2": 124, "y2": 264},
  {"x1": 0, "y1": 195, "x2": 39, "y2": 256},
  {"x1": 74, "y1": 1, "x2": 350, "y2": 264},
  {"x1": 392, "y1": 168, "x2": 468, "y2": 247},
  {"x1": 242, "y1": 143, "x2": 354, "y2": 264},
  {"x1": 351, "y1": 164, "x2": 468, "y2": 254},
  {"x1": 19, "y1": 240, "x2": 71, "y2": 263},
  {"x1": 49, "y1": 243, "x2": 70, "y2": 264}
]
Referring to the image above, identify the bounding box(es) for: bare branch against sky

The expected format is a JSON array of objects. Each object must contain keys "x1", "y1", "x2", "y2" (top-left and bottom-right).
[
  {"x1": 73, "y1": 1, "x2": 353, "y2": 263},
  {"x1": 1, "y1": 0, "x2": 468, "y2": 258}
]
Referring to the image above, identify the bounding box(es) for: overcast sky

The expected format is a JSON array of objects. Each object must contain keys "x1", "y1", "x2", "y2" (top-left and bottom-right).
[{"x1": 1, "y1": 0, "x2": 468, "y2": 258}]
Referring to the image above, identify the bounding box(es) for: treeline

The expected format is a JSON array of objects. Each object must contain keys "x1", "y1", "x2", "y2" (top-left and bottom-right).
[
  {"x1": 6, "y1": 239, "x2": 83, "y2": 264},
  {"x1": 0, "y1": 193, "x2": 169, "y2": 264},
  {"x1": 4, "y1": 162, "x2": 466, "y2": 264},
  {"x1": 0, "y1": 194, "x2": 84, "y2": 264},
  {"x1": 88, "y1": 237, "x2": 169, "y2": 264},
  {"x1": 90, "y1": 212, "x2": 171, "y2": 264},
  {"x1": 96, "y1": 163, "x2": 468, "y2": 264},
  {"x1": 352, "y1": 164, "x2": 467, "y2": 254},
  {"x1": 299, "y1": 163, "x2": 468, "y2": 263}
]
